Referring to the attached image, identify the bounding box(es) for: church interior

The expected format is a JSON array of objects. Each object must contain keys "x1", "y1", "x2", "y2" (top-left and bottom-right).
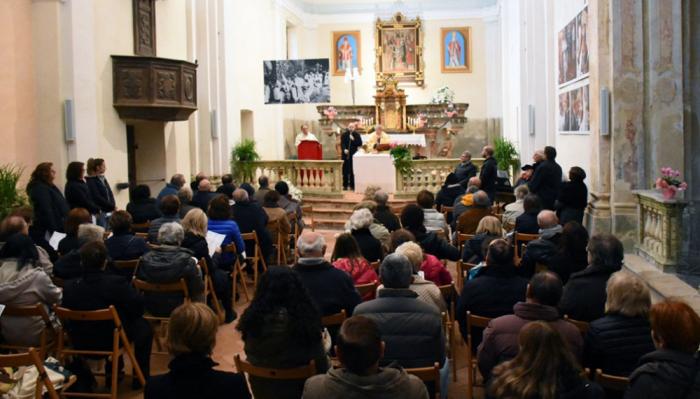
[{"x1": 1, "y1": 0, "x2": 700, "y2": 398}]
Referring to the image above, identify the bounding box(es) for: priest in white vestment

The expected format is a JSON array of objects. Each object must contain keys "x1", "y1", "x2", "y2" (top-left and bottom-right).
[
  {"x1": 295, "y1": 124, "x2": 319, "y2": 148},
  {"x1": 365, "y1": 124, "x2": 392, "y2": 153}
]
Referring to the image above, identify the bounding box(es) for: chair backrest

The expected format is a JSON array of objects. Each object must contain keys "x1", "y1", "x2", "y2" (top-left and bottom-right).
[
  {"x1": 355, "y1": 281, "x2": 378, "y2": 298},
  {"x1": 132, "y1": 222, "x2": 150, "y2": 233},
  {"x1": 301, "y1": 204, "x2": 312, "y2": 214},
  {"x1": 197, "y1": 257, "x2": 211, "y2": 275},
  {"x1": 53, "y1": 305, "x2": 120, "y2": 324},
  {"x1": 456, "y1": 261, "x2": 476, "y2": 292},
  {"x1": 113, "y1": 259, "x2": 139, "y2": 273},
  {"x1": 457, "y1": 233, "x2": 475, "y2": 252},
  {"x1": 466, "y1": 311, "x2": 492, "y2": 352},
  {"x1": 1, "y1": 303, "x2": 52, "y2": 324},
  {"x1": 321, "y1": 309, "x2": 347, "y2": 328},
  {"x1": 594, "y1": 369, "x2": 630, "y2": 392},
  {"x1": 438, "y1": 283, "x2": 457, "y2": 321},
  {"x1": 134, "y1": 232, "x2": 148, "y2": 240},
  {"x1": 369, "y1": 261, "x2": 380, "y2": 272},
  {"x1": 0, "y1": 348, "x2": 59, "y2": 399},
  {"x1": 405, "y1": 362, "x2": 441, "y2": 399},
  {"x1": 441, "y1": 206, "x2": 454, "y2": 219},
  {"x1": 514, "y1": 232, "x2": 539, "y2": 259},
  {"x1": 223, "y1": 242, "x2": 238, "y2": 254},
  {"x1": 234, "y1": 354, "x2": 316, "y2": 380},
  {"x1": 133, "y1": 278, "x2": 190, "y2": 300},
  {"x1": 240, "y1": 231, "x2": 259, "y2": 246},
  {"x1": 564, "y1": 315, "x2": 590, "y2": 335}
]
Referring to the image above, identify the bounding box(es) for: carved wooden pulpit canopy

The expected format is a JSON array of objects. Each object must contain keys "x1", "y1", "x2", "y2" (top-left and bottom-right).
[{"x1": 374, "y1": 75, "x2": 407, "y2": 132}]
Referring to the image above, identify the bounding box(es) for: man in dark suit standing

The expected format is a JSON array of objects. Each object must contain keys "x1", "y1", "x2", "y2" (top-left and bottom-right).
[
  {"x1": 340, "y1": 122, "x2": 363, "y2": 191},
  {"x1": 528, "y1": 146, "x2": 563, "y2": 210},
  {"x1": 454, "y1": 150, "x2": 478, "y2": 188},
  {"x1": 479, "y1": 145, "x2": 498, "y2": 203}
]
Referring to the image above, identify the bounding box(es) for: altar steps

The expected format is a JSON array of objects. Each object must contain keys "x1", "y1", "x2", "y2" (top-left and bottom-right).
[{"x1": 302, "y1": 194, "x2": 413, "y2": 231}]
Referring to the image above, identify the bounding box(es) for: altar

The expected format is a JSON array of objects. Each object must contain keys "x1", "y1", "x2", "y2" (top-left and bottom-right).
[
  {"x1": 353, "y1": 153, "x2": 396, "y2": 193},
  {"x1": 360, "y1": 134, "x2": 426, "y2": 147}
]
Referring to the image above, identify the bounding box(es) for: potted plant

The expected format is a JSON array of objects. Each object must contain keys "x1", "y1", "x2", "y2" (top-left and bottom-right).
[
  {"x1": 389, "y1": 144, "x2": 414, "y2": 178},
  {"x1": 493, "y1": 137, "x2": 519, "y2": 178},
  {"x1": 0, "y1": 164, "x2": 26, "y2": 220},
  {"x1": 655, "y1": 167, "x2": 687, "y2": 200},
  {"x1": 230, "y1": 139, "x2": 260, "y2": 183}
]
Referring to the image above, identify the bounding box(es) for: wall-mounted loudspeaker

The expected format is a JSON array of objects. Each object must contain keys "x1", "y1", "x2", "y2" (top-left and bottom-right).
[
  {"x1": 64, "y1": 99, "x2": 75, "y2": 143},
  {"x1": 528, "y1": 105, "x2": 535, "y2": 136},
  {"x1": 600, "y1": 87, "x2": 610, "y2": 136},
  {"x1": 210, "y1": 110, "x2": 219, "y2": 139}
]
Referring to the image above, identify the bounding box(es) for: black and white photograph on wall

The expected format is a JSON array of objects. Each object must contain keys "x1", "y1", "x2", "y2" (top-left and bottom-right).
[
  {"x1": 558, "y1": 84, "x2": 589, "y2": 134},
  {"x1": 263, "y1": 58, "x2": 330, "y2": 104},
  {"x1": 558, "y1": 6, "x2": 588, "y2": 86}
]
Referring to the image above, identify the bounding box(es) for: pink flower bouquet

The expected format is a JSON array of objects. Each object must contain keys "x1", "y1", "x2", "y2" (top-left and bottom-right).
[{"x1": 655, "y1": 167, "x2": 687, "y2": 199}]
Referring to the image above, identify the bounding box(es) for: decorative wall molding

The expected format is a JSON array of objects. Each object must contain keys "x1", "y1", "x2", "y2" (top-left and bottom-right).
[{"x1": 133, "y1": 0, "x2": 156, "y2": 56}]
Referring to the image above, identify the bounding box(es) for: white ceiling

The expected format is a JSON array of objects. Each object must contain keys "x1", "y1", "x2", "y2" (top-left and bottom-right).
[{"x1": 286, "y1": 0, "x2": 498, "y2": 15}]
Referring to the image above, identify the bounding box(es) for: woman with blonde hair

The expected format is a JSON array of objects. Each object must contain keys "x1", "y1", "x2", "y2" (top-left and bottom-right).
[
  {"x1": 181, "y1": 208, "x2": 235, "y2": 323},
  {"x1": 488, "y1": 321, "x2": 602, "y2": 399},
  {"x1": 393, "y1": 241, "x2": 447, "y2": 312},
  {"x1": 461, "y1": 215, "x2": 503, "y2": 263},
  {"x1": 145, "y1": 302, "x2": 250, "y2": 398},
  {"x1": 583, "y1": 272, "x2": 655, "y2": 378}
]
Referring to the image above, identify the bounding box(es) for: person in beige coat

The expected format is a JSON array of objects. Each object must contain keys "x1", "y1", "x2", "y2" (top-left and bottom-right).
[
  {"x1": 387, "y1": 242, "x2": 447, "y2": 313},
  {"x1": 262, "y1": 190, "x2": 291, "y2": 263}
]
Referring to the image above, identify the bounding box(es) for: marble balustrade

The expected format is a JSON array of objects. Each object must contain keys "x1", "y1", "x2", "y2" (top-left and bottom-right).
[
  {"x1": 251, "y1": 160, "x2": 344, "y2": 197},
  {"x1": 635, "y1": 190, "x2": 688, "y2": 272}
]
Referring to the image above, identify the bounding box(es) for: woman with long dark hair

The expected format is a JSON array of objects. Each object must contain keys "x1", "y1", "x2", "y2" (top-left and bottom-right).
[
  {"x1": 331, "y1": 233, "x2": 377, "y2": 299},
  {"x1": 488, "y1": 321, "x2": 601, "y2": 399},
  {"x1": 236, "y1": 266, "x2": 328, "y2": 399},
  {"x1": 26, "y1": 162, "x2": 70, "y2": 238},
  {"x1": 552, "y1": 221, "x2": 589, "y2": 284},
  {"x1": 64, "y1": 161, "x2": 99, "y2": 215},
  {"x1": 57, "y1": 207, "x2": 92, "y2": 255},
  {"x1": 556, "y1": 166, "x2": 588, "y2": 225}
]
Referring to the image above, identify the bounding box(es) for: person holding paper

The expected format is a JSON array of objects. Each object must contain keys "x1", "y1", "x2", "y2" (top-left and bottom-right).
[
  {"x1": 181, "y1": 208, "x2": 236, "y2": 323},
  {"x1": 207, "y1": 195, "x2": 246, "y2": 270},
  {"x1": 294, "y1": 124, "x2": 319, "y2": 148},
  {"x1": 365, "y1": 124, "x2": 392, "y2": 154}
]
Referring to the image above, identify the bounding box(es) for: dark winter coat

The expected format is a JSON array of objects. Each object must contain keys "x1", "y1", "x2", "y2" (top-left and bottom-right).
[
  {"x1": 293, "y1": 259, "x2": 362, "y2": 316},
  {"x1": 479, "y1": 157, "x2": 498, "y2": 201},
  {"x1": 105, "y1": 232, "x2": 149, "y2": 261},
  {"x1": 126, "y1": 198, "x2": 161, "y2": 224},
  {"x1": 559, "y1": 263, "x2": 621, "y2": 322},
  {"x1": 374, "y1": 205, "x2": 401, "y2": 232},
  {"x1": 86, "y1": 175, "x2": 116, "y2": 212},
  {"x1": 514, "y1": 211, "x2": 540, "y2": 234},
  {"x1": 27, "y1": 181, "x2": 69, "y2": 233},
  {"x1": 528, "y1": 159, "x2": 563, "y2": 210},
  {"x1": 557, "y1": 180, "x2": 589, "y2": 225},
  {"x1": 351, "y1": 228, "x2": 383, "y2": 263},
  {"x1": 518, "y1": 233, "x2": 561, "y2": 278},
  {"x1": 232, "y1": 201, "x2": 273, "y2": 261},
  {"x1": 411, "y1": 228, "x2": 460, "y2": 261},
  {"x1": 64, "y1": 179, "x2": 99, "y2": 214},
  {"x1": 625, "y1": 349, "x2": 700, "y2": 399},
  {"x1": 454, "y1": 161, "x2": 478, "y2": 187}
]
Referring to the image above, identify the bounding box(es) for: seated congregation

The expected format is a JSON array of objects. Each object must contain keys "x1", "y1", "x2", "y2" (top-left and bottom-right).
[{"x1": 0, "y1": 152, "x2": 699, "y2": 399}]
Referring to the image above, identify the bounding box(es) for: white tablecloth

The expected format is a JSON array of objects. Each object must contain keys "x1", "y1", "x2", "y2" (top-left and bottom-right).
[
  {"x1": 361, "y1": 133, "x2": 426, "y2": 147},
  {"x1": 352, "y1": 153, "x2": 396, "y2": 194}
]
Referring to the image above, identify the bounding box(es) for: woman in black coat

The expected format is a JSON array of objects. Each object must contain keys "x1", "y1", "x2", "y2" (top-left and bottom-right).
[
  {"x1": 349, "y1": 209, "x2": 383, "y2": 262},
  {"x1": 556, "y1": 166, "x2": 588, "y2": 225},
  {"x1": 126, "y1": 185, "x2": 161, "y2": 224},
  {"x1": 64, "y1": 161, "x2": 100, "y2": 215},
  {"x1": 26, "y1": 162, "x2": 70, "y2": 236},
  {"x1": 435, "y1": 173, "x2": 465, "y2": 223},
  {"x1": 401, "y1": 204, "x2": 460, "y2": 261},
  {"x1": 85, "y1": 158, "x2": 116, "y2": 214},
  {"x1": 145, "y1": 302, "x2": 250, "y2": 399}
]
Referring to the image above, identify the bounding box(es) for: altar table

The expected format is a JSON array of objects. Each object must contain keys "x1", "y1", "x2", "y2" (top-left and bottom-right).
[
  {"x1": 352, "y1": 153, "x2": 396, "y2": 194},
  {"x1": 360, "y1": 133, "x2": 426, "y2": 147}
]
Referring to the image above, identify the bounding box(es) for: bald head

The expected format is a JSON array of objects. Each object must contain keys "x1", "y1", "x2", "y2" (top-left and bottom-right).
[
  {"x1": 473, "y1": 190, "x2": 490, "y2": 207},
  {"x1": 468, "y1": 177, "x2": 481, "y2": 189},
  {"x1": 533, "y1": 150, "x2": 545, "y2": 163},
  {"x1": 537, "y1": 210, "x2": 559, "y2": 229},
  {"x1": 297, "y1": 232, "x2": 327, "y2": 258},
  {"x1": 198, "y1": 179, "x2": 212, "y2": 192},
  {"x1": 0, "y1": 216, "x2": 28, "y2": 239},
  {"x1": 232, "y1": 189, "x2": 249, "y2": 203},
  {"x1": 482, "y1": 145, "x2": 494, "y2": 158}
]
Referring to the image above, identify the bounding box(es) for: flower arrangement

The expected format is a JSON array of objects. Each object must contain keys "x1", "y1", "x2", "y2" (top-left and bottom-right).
[
  {"x1": 389, "y1": 143, "x2": 414, "y2": 177},
  {"x1": 444, "y1": 103, "x2": 458, "y2": 118},
  {"x1": 323, "y1": 106, "x2": 338, "y2": 120},
  {"x1": 283, "y1": 179, "x2": 303, "y2": 202},
  {"x1": 417, "y1": 113, "x2": 428, "y2": 128},
  {"x1": 430, "y1": 86, "x2": 455, "y2": 104},
  {"x1": 655, "y1": 167, "x2": 687, "y2": 199}
]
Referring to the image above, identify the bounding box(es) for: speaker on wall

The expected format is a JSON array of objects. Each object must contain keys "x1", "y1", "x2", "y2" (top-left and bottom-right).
[
  {"x1": 63, "y1": 99, "x2": 75, "y2": 143},
  {"x1": 210, "y1": 110, "x2": 219, "y2": 139},
  {"x1": 528, "y1": 105, "x2": 535, "y2": 136},
  {"x1": 600, "y1": 87, "x2": 610, "y2": 136}
]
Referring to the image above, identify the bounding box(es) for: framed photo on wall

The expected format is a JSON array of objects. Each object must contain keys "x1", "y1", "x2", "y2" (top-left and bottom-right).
[
  {"x1": 557, "y1": 6, "x2": 588, "y2": 86},
  {"x1": 440, "y1": 27, "x2": 471, "y2": 73},
  {"x1": 558, "y1": 83, "x2": 590, "y2": 134},
  {"x1": 375, "y1": 12, "x2": 424, "y2": 87},
  {"x1": 263, "y1": 58, "x2": 330, "y2": 104},
  {"x1": 332, "y1": 31, "x2": 361, "y2": 76}
]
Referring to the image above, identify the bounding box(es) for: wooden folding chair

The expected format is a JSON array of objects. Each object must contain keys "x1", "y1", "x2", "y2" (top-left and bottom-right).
[
  {"x1": 441, "y1": 206, "x2": 454, "y2": 221},
  {"x1": 355, "y1": 281, "x2": 378, "y2": 300},
  {"x1": 594, "y1": 368, "x2": 630, "y2": 392},
  {"x1": 369, "y1": 261, "x2": 380, "y2": 273},
  {"x1": 513, "y1": 232, "x2": 539, "y2": 265},
  {"x1": 0, "y1": 347, "x2": 60, "y2": 399},
  {"x1": 287, "y1": 213, "x2": 300, "y2": 264},
  {"x1": 405, "y1": 362, "x2": 441, "y2": 399},
  {"x1": 132, "y1": 278, "x2": 190, "y2": 353},
  {"x1": 112, "y1": 259, "x2": 139, "y2": 277},
  {"x1": 131, "y1": 222, "x2": 150, "y2": 234},
  {"x1": 301, "y1": 204, "x2": 314, "y2": 231},
  {"x1": 224, "y1": 243, "x2": 251, "y2": 305},
  {"x1": 198, "y1": 258, "x2": 224, "y2": 324},
  {"x1": 268, "y1": 219, "x2": 288, "y2": 266},
  {"x1": 51, "y1": 276, "x2": 65, "y2": 288},
  {"x1": 240, "y1": 231, "x2": 268, "y2": 289},
  {"x1": 456, "y1": 233, "x2": 475, "y2": 254},
  {"x1": 320, "y1": 310, "x2": 347, "y2": 330},
  {"x1": 134, "y1": 232, "x2": 148, "y2": 240},
  {"x1": 441, "y1": 312, "x2": 457, "y2": 382},
  {"x1": 456, "y1": 261, "x2": 476, "y2": 292},
  {"x1": 564, "y1": 315, "x2": 590, "y2": 335},
  {"x1": 438, "y1": 283, "x2": 457, "y2": 323},
  {"x1": 0, "y1": 304, "x2": 56, "y2": 359},
  {"x1": 466, "y1": 311, "x2": 492, "y2": 399},
  {"x1": 54, "y1": 305, "x2": 146, "y2": 398},
  {"x1": 234, "y1": 354, "x2": 316, "y2": 384}
]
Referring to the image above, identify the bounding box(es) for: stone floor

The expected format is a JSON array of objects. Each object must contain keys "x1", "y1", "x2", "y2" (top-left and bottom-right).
[{"x1": 112, "y1": 231, "x2": 485, "y2": 398}]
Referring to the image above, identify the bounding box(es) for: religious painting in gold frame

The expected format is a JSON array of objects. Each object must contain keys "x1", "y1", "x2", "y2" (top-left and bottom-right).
[
  {"x1": 441, "y1": 27, "x2": 472, "y2": 73},
  {"x1": 375, "y1": 12, "x2": 424, "y2": 87},
  {"x1": 332, "y1": 31, "x2": 361, "y2": 76}
]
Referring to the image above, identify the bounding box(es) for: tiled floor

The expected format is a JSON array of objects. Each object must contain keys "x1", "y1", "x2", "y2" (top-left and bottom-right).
[{"x1": 113, "y1": 230, "x2": 485, "y2": 399}]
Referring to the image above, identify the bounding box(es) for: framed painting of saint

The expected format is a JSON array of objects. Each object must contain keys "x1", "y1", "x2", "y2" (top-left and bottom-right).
[
  {"x1": 441, "y1": 27, "x2": 471, "y2": 73},
  {"x1": 375, "y1": 12, "x2": 424, "y2": 87},
  {"x1": 332, "y1": 31, "x2": 361, "y2": 76}
]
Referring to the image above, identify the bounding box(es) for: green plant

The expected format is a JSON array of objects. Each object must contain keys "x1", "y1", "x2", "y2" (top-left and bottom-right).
[
  {"x1": 493, "y1": 137, "x2": 519, "y2": 173},
  {"x1": 389, "y1": 145, "x2": 414, "y2": 177},
  {"x1": 230, "y1": 140, "x2": 260, "y2": 183},
  {"x1": 0, "y1": 164, "x2": 26, "y2": 220}
]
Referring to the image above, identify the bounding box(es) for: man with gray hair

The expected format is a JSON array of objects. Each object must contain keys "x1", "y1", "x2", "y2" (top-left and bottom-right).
[
  {"x1": 366, "y1": 124, "x2": 391, "y2": 154},
  {"x1": 354, "y1": 253, "x2": 447, "y2": 394},
  {"x1": 373, "y1": 191, "x2": 400, "y2": 232},
  {"x1": 157, "y1": 173, "x2": 186, "y2": 203},
  {"x1": 294, "y1": 123, "x2": 319, "y2": 148},
  {"x1": 177, "y1": 186, "x2": 196, "y2": 218},
  {"x1": 502, "y1": 184, "x2": 530, "y2": 227},
  {"x1": 231, "y1": 188, "x2": 273, "y2": 264},
  {"x1": 293, "y1": 232, "x2": 361, "y2": 317},
  {"x1": 54, "y1": 224, "x2": 106, "y2": 279},
  {"x1": 455, "y1": 190, "x2": 493, "y2": 234},
  {"x1": 137, "y1": 222, "x2": 205, "y2": 318},
  {"x1": 454, "y1": 150, "x2": 478, "y2": 188},
  {"x1": 518, "y1": 210, "x2": 563, "y2": 278}
]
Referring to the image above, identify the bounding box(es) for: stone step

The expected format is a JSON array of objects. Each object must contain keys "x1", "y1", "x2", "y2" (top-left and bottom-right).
[
  {"x1": 303, "y1": 197, "x2": 413, "y2": 211},
  {"x1": 311, "y1": 217, "x2": 347, "y2": 231},
  {"x1": 310, "y1": 207, "x2": 354, "y2": 220}
]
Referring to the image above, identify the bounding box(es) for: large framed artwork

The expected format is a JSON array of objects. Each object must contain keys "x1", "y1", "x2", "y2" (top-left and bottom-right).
[
  {"x1": 263, "y1": 58, "x2": 330, "y2": 104},
  {"x1": 558, "y1": 6, "x2": 588, "y2": 86},
  {"x1": 440, "y1": 27, "x2": 471, "y2": 73},
  {"x1": 375, "y1": 12, "x2": 424, "y2": 87},
  {"x1": 332, "y1": 31, "x2": 361, "y2": 76},
  {"x1": 558, "y1": 83, "x2": 590, "y2": 134}
]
